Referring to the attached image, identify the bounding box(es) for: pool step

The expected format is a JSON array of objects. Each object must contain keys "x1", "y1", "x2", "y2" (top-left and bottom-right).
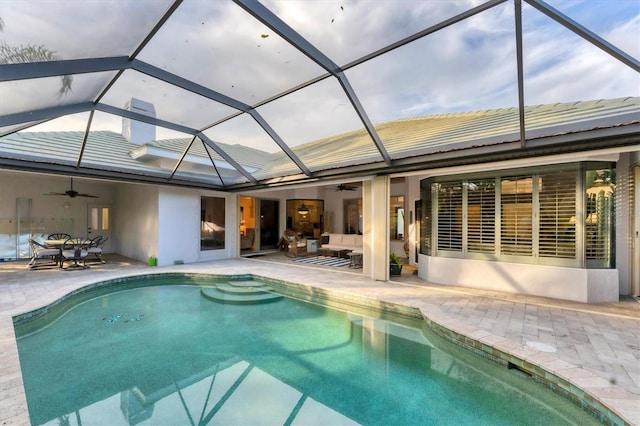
[
  {"x1": 216, "y1": 282, "x2": 275, "y2": 296},
  {"x1": 201, "y1": 281, "x2": 283, "y2": 305}
]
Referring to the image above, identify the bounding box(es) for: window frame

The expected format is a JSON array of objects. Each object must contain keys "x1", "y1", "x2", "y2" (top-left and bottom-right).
[{"x1": 419, "y1": 162, "x2": 613, "y2": 269}]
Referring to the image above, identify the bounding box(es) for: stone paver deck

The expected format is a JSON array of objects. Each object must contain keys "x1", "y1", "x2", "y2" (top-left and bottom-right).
[{"x1": 1, "y1": 254, "x2": 638, "y2": 425}]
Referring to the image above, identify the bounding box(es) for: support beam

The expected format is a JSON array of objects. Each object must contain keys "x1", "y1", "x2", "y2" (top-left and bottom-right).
[
  {"x1": 0, "y1": 102, "x2": 94, "y2": 127},
  {"x1": 233, "y1": 0, "x2": 392, "y2": 166},
  {"x1": 0, "y1": 57, "x2": 132, "y2": 82},
  {"x1": 525, "y1": 0, "x2": 640, "y2": 72},
  {"x1": 96, "y1": 104, "x2": 258, "y2": 186},
  {"x1": 199, "y1": 133, "x2": 258, "y2": 185},
  {"x1": 514, "y1": 0, "x2": 526, "y2": 148},
  {"x1": 336, "y1": 72, "x2": 392, "y2": 164},
  {"x1": 95, "y1": 104, "x2": 197, "y2": 136},
  {"x1": 132, "y1": 60, "x2": 252, "y2": 112},
  {"x1": 249, "y1": 111, "x2": 311, "y2": 176}
]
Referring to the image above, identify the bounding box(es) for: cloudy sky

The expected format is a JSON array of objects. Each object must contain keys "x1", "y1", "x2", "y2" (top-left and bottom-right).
[{"x1": 2, "y1": 0, "x2": 639, "y2": 153}]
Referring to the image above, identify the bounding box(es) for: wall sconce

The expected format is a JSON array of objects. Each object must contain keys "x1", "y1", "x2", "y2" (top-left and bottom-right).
[
  {"x1": 297, "y1": 202, "x2": 310, "y2": 217},
  {"x1": 63, "y1": 202, "x2": 70, "y2": 209}
]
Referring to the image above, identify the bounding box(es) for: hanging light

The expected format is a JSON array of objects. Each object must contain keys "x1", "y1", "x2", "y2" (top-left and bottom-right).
[{"x1": 297, "y1": 202, "x2": 310, "y2": 216}]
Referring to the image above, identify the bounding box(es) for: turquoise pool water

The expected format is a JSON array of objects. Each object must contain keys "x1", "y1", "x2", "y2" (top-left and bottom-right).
[{"x1": 15, "y1": 276, "x2": 598, "y2": 425}]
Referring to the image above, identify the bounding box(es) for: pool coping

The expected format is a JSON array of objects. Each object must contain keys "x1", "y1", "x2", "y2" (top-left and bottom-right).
[{"x1": 8, "y1": 270, "x2": 637, "y2": 426}]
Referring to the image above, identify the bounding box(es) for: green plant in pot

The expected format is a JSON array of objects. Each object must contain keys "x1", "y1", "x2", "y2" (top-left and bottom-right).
[{"x1": 389, "y1": 253, "x2": 403, "y2": 276}]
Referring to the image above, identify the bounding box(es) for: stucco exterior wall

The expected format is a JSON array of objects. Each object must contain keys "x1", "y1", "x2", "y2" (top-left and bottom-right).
[
  {"x1": 157, "y1": 187, "x2": 237, "y2": 266},
  {"x1": 418, "y1": 255, "x2": 619, "y2": 303},
  {"x1": 114, "y1": 183, "x2": 158, "y2": 264}
]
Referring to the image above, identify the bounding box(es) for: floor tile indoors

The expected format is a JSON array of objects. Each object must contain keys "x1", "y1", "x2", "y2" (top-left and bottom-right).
[{"x1": 1, "y1": 253, "x2": 638, "y2": 425}]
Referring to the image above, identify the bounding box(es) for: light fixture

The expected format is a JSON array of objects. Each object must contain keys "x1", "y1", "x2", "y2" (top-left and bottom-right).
[{"x1": 297, "y1": 202, "x2": 310, "y2": 216}]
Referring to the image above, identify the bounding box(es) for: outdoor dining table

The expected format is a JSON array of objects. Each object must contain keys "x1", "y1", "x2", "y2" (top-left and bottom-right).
[
  {"x1": 43, "y1": 238, "x2": 92, "y2": 269},
  {"x1": 43, "y1": 238, "x2": 92, "y2": 248}
]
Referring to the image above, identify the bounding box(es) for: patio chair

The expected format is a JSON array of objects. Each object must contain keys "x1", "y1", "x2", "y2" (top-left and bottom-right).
[
  {"x1": 284, "y1": 229, "x2": 307, "y2": 257},
  {"x1": 27, "y1": 238, "x2": 60, "y2": 269},
  {"x1": 60, "y1": 238, "x2": 88, "y2": 270},
  {"x1": 86, "y1": 235, "x2": 107, "y2": 263},
  {"x1": 48, "y1": 233, "x2": 72, "y2": 240}
]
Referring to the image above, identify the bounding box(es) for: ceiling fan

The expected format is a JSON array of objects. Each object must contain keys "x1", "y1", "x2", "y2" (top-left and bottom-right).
[
  {"x1": 44, "y1": 178, "x2": 99, "y2": 198},
  {"x1": 335, "y1": 183, "x2": 357, "y2": 191}
]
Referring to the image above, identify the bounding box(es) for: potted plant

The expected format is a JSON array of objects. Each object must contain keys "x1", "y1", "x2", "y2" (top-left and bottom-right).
[{"x1": 389, "y1": 253, "x2": 403, "y2": 276}]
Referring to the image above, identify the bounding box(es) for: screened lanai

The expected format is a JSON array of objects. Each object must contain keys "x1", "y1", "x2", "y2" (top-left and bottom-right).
[{"x1": 1, "y1": 0, "x2": 638, "y2": 190}]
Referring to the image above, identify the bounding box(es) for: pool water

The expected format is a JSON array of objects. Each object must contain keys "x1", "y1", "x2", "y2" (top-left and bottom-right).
[{"x1": 15, "y1": 277, "x2": 598, "y2": 425}]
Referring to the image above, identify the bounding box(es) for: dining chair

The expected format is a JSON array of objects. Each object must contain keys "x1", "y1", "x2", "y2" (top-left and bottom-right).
[
  {"x1": 86, "y1": 235, "x2": 107, "y2": 263},
  {"x1": 47, "y1": 233, "x2": 72, "y2": 240},
  {"x1": 27, "y1": 238, "x2": 60, "y2": 269},
  {"x1": 60, "y1": 238, "x2": 89, "y2": 270}
]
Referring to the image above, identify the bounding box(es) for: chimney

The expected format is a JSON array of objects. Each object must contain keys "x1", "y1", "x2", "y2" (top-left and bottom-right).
[{"x1": 122, "y1": 98, "x2": 156, "y2": 145}]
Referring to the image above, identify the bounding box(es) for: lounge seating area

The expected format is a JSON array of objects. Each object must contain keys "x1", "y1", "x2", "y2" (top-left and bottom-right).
[{"x1": 320, "y1": 233, "x2": 363, "y2": 255}]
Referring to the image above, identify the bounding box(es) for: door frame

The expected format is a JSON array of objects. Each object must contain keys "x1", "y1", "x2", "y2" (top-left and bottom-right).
[{"x1": 87, "y1": 204, "x2": 113, "y2": 253}]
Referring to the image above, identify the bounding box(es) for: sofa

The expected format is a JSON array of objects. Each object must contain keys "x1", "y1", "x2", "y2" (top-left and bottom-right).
[{"x1": 321, "y1": 233, "x2": 363, "y2": 254}]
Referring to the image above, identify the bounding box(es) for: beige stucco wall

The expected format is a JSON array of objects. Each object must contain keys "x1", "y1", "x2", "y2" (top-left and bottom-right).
[{"x1": 418, "y1": 255, "x2": 619, "y2": 303}]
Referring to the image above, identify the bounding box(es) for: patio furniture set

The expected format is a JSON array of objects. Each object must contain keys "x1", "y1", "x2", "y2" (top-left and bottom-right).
[
  {"x1": 285, "y1": 231, "x2": 363, "y2": 268},
  {"x1": 27, "y1": 233, "x2": 108, "y2": 270}
]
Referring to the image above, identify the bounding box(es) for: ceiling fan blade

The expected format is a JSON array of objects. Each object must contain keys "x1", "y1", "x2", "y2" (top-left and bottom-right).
[
  {"x1": 336, "y1": 184, "x2": 357, "y2": 191},
  {"x1": 42, "y1": 178, "x2": 100, "y2": 198}
]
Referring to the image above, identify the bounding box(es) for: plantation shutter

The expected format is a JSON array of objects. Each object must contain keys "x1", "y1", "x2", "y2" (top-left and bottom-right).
[
  {"x1": 539, "y1": 171, "x2": 576, "y2": 259},
  {"x1": 466, "y1": 178, "x2": 496, "y2": 254},
  {"x1": 500, "y1": 176, "x2": 533, "y2": 256},
  {"x1": 437, "y1": 182, "x2": 463, "y2": 251}
]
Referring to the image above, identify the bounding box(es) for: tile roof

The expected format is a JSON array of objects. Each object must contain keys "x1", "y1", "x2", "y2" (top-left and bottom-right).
[{"x1": 0, "y1": 97, "x2": 637, "y2": 187}]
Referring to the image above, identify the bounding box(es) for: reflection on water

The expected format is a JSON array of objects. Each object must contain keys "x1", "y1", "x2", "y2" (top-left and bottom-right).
[{"x1": 15, "y1": 282, "x2": 598, "y2": 426}]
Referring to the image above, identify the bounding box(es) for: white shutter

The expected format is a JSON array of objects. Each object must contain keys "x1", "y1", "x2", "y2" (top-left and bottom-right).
[
  {"x1": 466, "y1": 179, "x2": 496, "y2": 254},
  {"x1": 539, "y1": 171, "x2": 576, "y2": 259},
  {"x1": 437, "y1": 182, "x2": 463, "y2": 251}
]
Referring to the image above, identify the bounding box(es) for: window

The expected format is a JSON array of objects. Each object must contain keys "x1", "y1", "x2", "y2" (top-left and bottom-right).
[
  {"x1": 539, "y1": 171, "x2": 576, "y2": 259},
  {"x1": 390, "y1": 195, "x2": 405, "y2": 240},
  {"x1": 585, "y1": 166, "x2": 616, "y2": 268},
  {"x1": 418, "y1": 163, "x2": 604, "y2": 268},
  {"x1": 467, "y1": 178, "x2": 496, "y2": 254},
  {"x1": 436, "y1": 182, "x2": 462, "y2": 252},
  {"x1": 343, "y1": 199, "x2": 362, "y2": 234},
  {"x1": 500, "y1": 176, "x2": 533, "y2": 256},
  {"x1": 200, "y1": 197, "x2": 225, "y2": 251}
]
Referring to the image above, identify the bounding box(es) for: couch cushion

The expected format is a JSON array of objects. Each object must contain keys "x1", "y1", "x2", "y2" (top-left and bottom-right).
[
  {"x1": 328, "y1": 234, "x2": 342, "y2": 245},
  {"x1": 342, "y1": 234, "x2": 356, "y2": 247}
]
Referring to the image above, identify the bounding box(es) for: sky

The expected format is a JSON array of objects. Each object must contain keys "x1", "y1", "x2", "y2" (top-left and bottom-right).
[{"x1": 2, "y1": 0, "x2": 639, "y2": 153}]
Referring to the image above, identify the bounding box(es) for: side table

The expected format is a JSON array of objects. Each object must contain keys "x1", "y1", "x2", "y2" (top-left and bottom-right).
[{"x1": 347, "y1": 251, "x2": 363, "y2": 268}]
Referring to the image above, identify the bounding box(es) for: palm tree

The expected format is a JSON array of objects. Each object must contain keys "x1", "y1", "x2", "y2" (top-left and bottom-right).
[{"x1": 0, "y1": 17, "x2": 73, "y2": 96}]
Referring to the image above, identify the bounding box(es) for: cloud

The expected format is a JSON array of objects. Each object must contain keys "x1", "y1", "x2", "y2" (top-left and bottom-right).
[{"x1": 2, "y1": 0, "x2": 638, "y2": 152}]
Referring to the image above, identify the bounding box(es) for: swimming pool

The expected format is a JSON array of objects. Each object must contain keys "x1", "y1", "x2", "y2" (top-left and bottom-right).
[{"x1": 14, "y1": 274, "x2": 599, "y2": 425}]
